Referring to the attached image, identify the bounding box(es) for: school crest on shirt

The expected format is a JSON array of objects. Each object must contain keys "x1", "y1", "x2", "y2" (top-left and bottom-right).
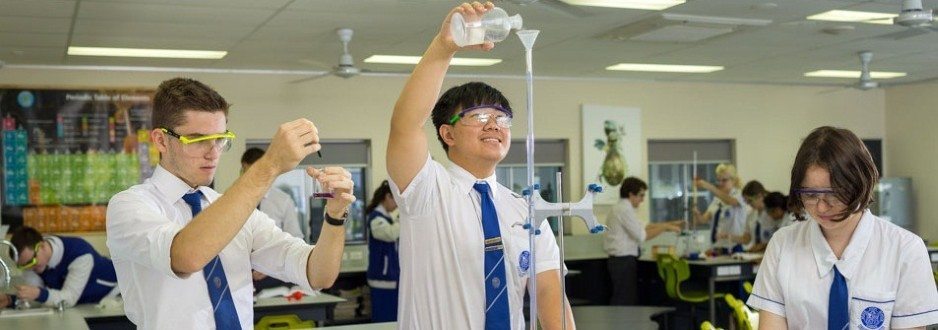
[
  {"x1": 518, "y1": 250, "x2": 531, "y2": 275},
  {"x1": 860, "y1": 306, "x2": 885, "y2": 329}
]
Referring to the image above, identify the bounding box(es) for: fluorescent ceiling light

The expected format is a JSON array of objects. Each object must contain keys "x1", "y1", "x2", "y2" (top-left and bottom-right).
[
  {"x1": 67, "y1": 47, "x2": 227, "y2": 59},
  {"x1": 807, "y1": 10, "x2": 897, "y2": 25},
  {"x1": 561, "y1": 0, "x2": 684, "y2": 10},
  {"x1": 661, "y1": 13, "x2": 772, "y2": 26},
  {"x1": 606, "y1": 63, "x2": 723, "y2": 73},
  {"x1": 804, "y1": 70, "x2": 907, "y2": 79},
  {"x1": 364, "y1": 55, "x2": 501, "y2": 66}
]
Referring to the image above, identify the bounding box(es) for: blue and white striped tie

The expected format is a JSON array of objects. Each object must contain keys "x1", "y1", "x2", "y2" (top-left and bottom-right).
[
  {"x1": 183, "y1": 191, "x2": 241, "y2": 329},
  {"x1": 473, "y1": 182, "x2": 510, "y2": 330}
]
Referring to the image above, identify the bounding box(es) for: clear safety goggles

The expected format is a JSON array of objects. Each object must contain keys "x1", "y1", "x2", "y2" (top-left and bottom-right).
[{"x1": 448, "y1": 104, "x2": 513, "y2": 128}]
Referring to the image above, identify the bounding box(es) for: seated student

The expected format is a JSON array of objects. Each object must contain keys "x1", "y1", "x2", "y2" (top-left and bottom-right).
[
  {"x1": 604, "y1": 177, "x2": 683, "y2": 305},
  {"x1": 748, "y1": 192, "x2": 793, "y2": 252},
  {"x1": 0, "y1": 226, "x2": 118, "y2": 308},
  {"x1": 748, "y1": 126, "x2": 938, "y2": 329}
]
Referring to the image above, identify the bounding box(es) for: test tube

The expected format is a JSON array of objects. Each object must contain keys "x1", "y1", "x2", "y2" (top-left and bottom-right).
[{"x1": 312, "y1": 176, "x2": 334, "y2": 199}]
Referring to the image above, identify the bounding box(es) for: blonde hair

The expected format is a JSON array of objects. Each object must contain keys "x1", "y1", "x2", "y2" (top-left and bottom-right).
[{"x1": 715, "y1": 163, "x2": 741, "y2": 189}]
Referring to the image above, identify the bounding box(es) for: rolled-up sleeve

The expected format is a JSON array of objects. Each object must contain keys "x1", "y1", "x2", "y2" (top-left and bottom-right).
[
  {"x1": 248, "y1": 211, "x2": 315, "y2": 292},
  {"x1": 106, "y1": 191, "x2": 186, "y2": 279},
  {"x1": 534, "y1": 221, "x2": 566, "y2": 275},
  {"x1": 389, "y1": 155, "x2": 439, "y2": 219}
]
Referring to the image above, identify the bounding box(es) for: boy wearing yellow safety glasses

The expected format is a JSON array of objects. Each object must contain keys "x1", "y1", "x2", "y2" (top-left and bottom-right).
[{"x1": 106, "y1": 78, "x2": 355, "y2": 329}]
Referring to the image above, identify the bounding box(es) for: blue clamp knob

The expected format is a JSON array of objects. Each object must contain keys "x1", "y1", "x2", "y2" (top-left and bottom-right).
[
  {"x1": 588, "y1": 184, "x2": 603, "y2": 193},
  {"x1": 532, "y1": 183, "x2": 541, "y2": 190},
  {"x1": 589, "y1": 226, "x2": 606, "y2": 234},
  {"x1": 535, "y1": 229, "x2": 542, "y2": 235},
  {"x1": 522, "y1": 188, "x2": 532, "y2": 196},
  {"x1": 522, "y1": 223, "x2": 532, "y2": 229}
]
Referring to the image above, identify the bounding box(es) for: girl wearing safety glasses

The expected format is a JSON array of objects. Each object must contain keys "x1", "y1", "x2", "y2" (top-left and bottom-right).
[{"x1": 747, "y1": 126, "x2": 938, "y2": 329}]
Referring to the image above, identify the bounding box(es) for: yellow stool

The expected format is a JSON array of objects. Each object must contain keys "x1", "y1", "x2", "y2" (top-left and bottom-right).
[
  {"x1": 700, "y1": 321, "x2": 721, "y2": 330},
  {"x1": 724, "y1": 294, "x2": 758, "y2": 330},
  {"x1": 254, "y1": 314, "x2": 315, "y2": 330}
]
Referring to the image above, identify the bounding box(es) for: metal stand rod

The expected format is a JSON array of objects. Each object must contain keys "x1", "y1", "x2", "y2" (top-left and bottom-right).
[{"x1": 556, "y1": 171, "x2": 567, "y2": 330}]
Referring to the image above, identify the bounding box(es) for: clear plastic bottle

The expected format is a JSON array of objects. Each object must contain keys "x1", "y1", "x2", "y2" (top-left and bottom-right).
[{"x1": 450, "y1": 7, "x2": 523, "y2": 47}]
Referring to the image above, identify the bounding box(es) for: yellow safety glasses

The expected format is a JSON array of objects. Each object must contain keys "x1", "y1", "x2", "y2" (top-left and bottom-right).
[
  {"x1": 17, "y1": 242, "x2": 42, "y2": 270},
  {"x1": 160, "y1": 128, "x2": 236, "y2": 155}
]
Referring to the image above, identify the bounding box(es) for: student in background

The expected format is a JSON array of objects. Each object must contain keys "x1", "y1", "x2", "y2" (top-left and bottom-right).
[
  {"x1": 739, "y1": 180, "x2": 768, "y2": 248},
  {"x1": 241, "y1": 147, "x2": 306, "y2": 292},
  {"x1": 365, "y1": 180, "x2": 400, "y2": 322},
  {"x1": 0, "y1": 226, "x2": 118, "y2": 308},
  {"x1": 693, "y1": 163, "x2": 749, "y2": 253},
  {"x1": 748, "y1": 126, "x2": 938, "y2": 329},
  {"x1": 604, "y1": 177, "x2": 682, "y2": 305},
  {"x1": 748, "y1": 192, "x2": 792, "y2": 252},
  {"x1": 241, "y1": 147, "x2": 304, "y2": 239}
]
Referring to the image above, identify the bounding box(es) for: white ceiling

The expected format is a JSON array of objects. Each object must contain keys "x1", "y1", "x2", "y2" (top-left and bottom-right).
[{"x1": 3, "y1": 0, "x2": 938, "y2": 86}]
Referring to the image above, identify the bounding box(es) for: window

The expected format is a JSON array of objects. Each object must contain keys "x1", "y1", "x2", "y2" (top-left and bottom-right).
[
  {"x1": 647, "y1": 140, "x2": 734, "y2": 225},
  {"x1": 496, "y1": 139, "x2": 567, "y2": 234}
]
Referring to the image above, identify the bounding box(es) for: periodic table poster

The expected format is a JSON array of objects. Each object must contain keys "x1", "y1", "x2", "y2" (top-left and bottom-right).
[{"x1": 1, "y1": 88, "x2": 156, "y2": 231}]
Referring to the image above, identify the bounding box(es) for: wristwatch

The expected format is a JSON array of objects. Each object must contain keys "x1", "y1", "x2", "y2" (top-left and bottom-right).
[{"x1": 324, "y1": 211, "x2": 348, "y2": 226}]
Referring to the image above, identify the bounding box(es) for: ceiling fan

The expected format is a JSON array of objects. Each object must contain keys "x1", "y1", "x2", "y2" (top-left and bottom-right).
[
  {"x1": 876, "y1": 0, "x2": 938, "y2": 40},
  {"x1": 291, "y1": 28, "x2": 367, "y2": 83},
  {"x1": 819, "y1": 51, "x2": 886, "y2": 94}
]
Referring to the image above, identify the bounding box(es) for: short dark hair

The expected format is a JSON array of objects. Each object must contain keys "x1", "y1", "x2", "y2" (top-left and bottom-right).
[
  {"x1": 788, "y1": 126, "x2": 878, "y2": 221},
  {"x1": 742, "y1": 180, "x2": 767, "y2": 197},
  {"x1": 9, "y1": 226, "x2": 43, "y2": 260},
  {"x1": 152, "y1": 78, "x2": 230, "y2": 130},
  {"x1": 241, "y1": 147, "x2": 265, "y2": 165},
  {"x1": 430, "y1": 82, "x2": 511, "y2": 153},
  {"x1": 619, "y1": 177, "x2": 648, "y2": 199},
  {"x1": 763, "y1": 192, "x2": 788, "y2": 211}
]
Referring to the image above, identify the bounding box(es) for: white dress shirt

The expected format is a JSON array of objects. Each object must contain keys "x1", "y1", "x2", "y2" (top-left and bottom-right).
[
  {"x1": 259, "y1": 188, "x2": 304, "y2": 239},
  {"x1": 369, "y1": 205, "x2": 400, "y2": 243},
  {"x1": 389, "y1": 156, "x2": 563, "y2": 330},
  {"x1": 603, "y1": 199, "x2": 646, "y2": 257},
  {"x1": 753, "y1": 212, "x2": 793, "y2": 245},
  {"x1": 704, "y1": 190, "x2": 749, "y2": 245},
  {"x1": 747, "y1": 210, "x2": 938, "y2": 329},
  {"x1": 106, "y1": 165, "x2": 314, "y2": 330}
]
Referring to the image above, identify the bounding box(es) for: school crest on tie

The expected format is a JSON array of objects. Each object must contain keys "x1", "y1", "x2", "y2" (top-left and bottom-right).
[
  {"x1": 214, "y1": 277, "x2": 223, "y2": 289},
  {"x1": 860, "y1": 306, "x2": 885, "y2": 329},
  {"x1": 518, "y1": 250, "x2": 531, "y2": 275}
]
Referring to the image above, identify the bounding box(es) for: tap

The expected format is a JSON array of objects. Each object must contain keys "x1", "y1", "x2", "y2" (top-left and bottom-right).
[{"x1": 0, "y1": 240, "x2": 19, "y2": 291}]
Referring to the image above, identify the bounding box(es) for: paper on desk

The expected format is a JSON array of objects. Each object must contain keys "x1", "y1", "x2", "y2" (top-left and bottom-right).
[
  {"x1": 254, "y1": 286, "x2": 321, "y2": 300},
  {"x1": 731, "y1": 252, "x2": 763, "y2": 261}
]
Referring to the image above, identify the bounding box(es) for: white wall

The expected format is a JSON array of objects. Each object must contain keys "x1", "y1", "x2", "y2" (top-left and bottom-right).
[
  {"x1": 886, "y1": 82, "x2": 938, "y2": 242},
  {"x1": 0, "y1": 67, "x2": 886, "y2": 234}
]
